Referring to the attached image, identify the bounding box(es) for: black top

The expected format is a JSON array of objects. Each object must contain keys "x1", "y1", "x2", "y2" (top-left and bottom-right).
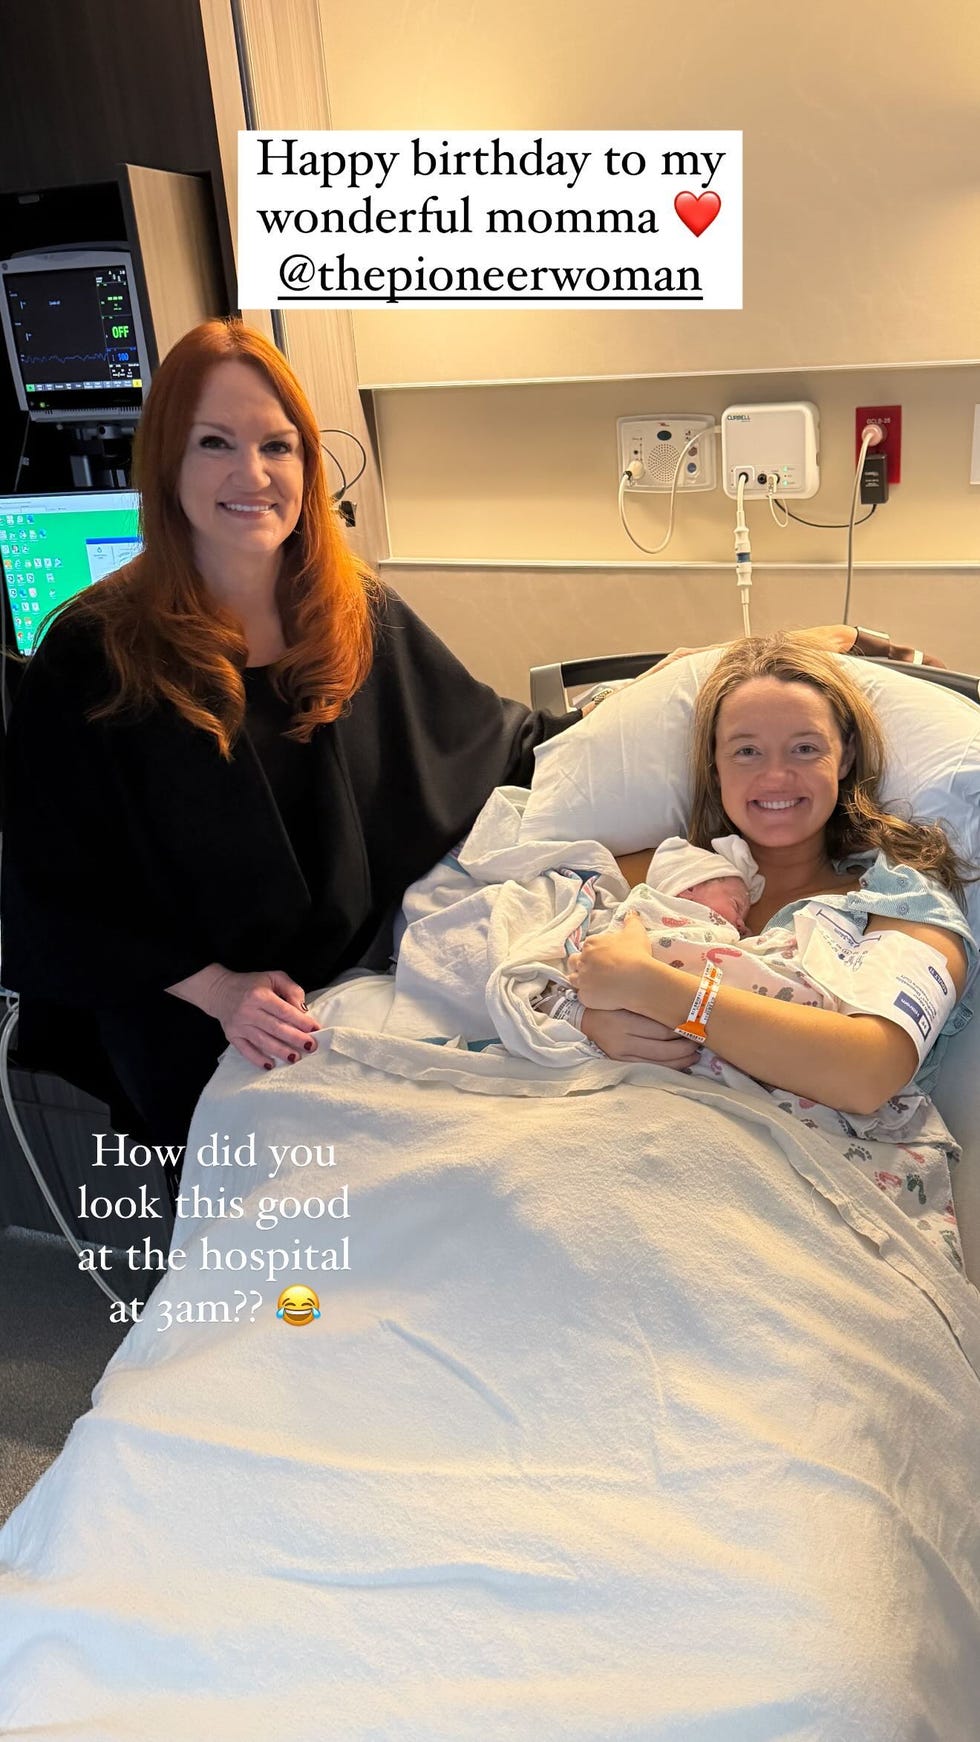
[
  {"x1": 241, "y1": 663, "x2": 321, "y2": 894},
  {"x1": 2, "y1": 588, "x2": 579, "y2": 1016},
  {"x1": 239, "y1": 662, "x2": 348, "y2": 989}
]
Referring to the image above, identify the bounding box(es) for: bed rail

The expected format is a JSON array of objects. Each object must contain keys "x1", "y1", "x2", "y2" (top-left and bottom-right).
[{"x1": 531, "y1": 653, "x2": 980, "y2": 713}]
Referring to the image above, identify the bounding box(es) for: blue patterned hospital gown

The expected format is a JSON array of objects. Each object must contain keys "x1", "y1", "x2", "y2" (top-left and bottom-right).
[{"x1": 703, "y1": 852, "x2": 978, "y2": 1272}]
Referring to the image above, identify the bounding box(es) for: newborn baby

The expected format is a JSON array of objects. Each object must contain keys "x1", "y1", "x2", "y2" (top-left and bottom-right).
[
  {"x1": 645, "y1": 835, "x2": 764, "y2": 936},
  {"x1": 531, "y1": 834, "x2": 763, "y2": 1032}
]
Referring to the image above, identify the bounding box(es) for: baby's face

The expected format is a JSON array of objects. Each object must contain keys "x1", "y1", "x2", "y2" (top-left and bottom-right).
[{"x1": 678, "y1": 876, "x2": 751, "y2": 935}]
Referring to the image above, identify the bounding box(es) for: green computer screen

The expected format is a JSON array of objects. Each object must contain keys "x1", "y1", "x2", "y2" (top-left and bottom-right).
[{"x1": 1, "y1": 490, "x2": 142, "y2": 655}]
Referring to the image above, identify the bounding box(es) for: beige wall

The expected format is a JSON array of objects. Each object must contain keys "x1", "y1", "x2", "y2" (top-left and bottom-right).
[
  {"x1": 312, "y1": 0, "x2": 980, "y2": 383},
  {"x1": 385, "y1": 563, "x2": 980, "y2": 701},
  {"x1": 376, "y1": 358, "x2": 979, "y2": 693},
  {"x1": 377, "y1": 364, "x2": 980, "y2": 564},
  {"x1": 224, "y1": 0, "x2": 979, "y2": 680}
]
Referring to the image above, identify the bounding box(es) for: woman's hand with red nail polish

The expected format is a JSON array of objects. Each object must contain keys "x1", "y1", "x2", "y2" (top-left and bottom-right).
[{"x1": 169, "y1": 964, "x2": 318, "y2": 1070}]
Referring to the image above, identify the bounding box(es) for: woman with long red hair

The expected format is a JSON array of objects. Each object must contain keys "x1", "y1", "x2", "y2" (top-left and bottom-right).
[{"x1": 3, "y1": 320, "x2": 587, "y2": 1189}]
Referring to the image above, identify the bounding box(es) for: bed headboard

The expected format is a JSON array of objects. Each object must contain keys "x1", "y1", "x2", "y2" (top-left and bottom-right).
[{"x1": 531, "y1": 654, "x2": 980, "y2": 714}]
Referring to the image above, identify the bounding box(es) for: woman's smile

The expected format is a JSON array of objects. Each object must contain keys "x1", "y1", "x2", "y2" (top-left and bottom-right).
[
  {"x1": 178, "y1": 359, "x2": 305, "y2": 582},
  {"x1": 715, "y1": 677, "x2": 854, "y2": 855}
]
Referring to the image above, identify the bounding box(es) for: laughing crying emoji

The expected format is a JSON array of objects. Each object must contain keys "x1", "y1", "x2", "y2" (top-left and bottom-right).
[{"x1": 276, "y1": 1285, "x2": 321, "y2": 1326}]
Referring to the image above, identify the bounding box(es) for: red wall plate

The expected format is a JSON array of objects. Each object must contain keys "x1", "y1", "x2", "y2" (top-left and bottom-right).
[{"x1": 855, "y1": 404, "x2": 901, "y2": 483}]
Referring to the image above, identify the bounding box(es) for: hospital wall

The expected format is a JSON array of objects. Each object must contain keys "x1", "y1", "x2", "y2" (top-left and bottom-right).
[
  {"x1": 224, "y1": 0, "x2": 980, "y2": 691},
  {"x1": 379, "y1": 362, "x2": 980, "y2": 693},
  {"x1": 310, "y1": 0, "x2": 980, "y2": 381}
]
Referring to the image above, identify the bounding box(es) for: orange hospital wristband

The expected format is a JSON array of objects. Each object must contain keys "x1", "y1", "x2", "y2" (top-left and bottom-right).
[{"x1": 674, "y1": 959, "x2": 723, "y2": 1045}]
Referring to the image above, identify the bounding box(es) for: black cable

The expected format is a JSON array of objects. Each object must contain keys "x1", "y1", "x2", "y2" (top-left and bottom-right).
[
  {"x1": 777, "y1": 502, "x2": 877, "y2": 530},
  {"x1": 320, "y1": 444, "x2": 349, "y2": 497},
  {"x1": 320, "y1": 427, "x2": 367, "y2": 492}
]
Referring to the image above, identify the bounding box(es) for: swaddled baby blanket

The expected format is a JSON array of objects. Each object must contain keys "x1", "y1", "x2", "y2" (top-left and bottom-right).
[{"x1": 391, "y1": 789, "x2": 966, "y2": 1270}]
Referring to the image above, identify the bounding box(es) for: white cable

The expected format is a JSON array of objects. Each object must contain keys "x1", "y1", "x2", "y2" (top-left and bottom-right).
[
  {"x1": 766, "y1": 474, "x2": 789, "y2": 528},
  {"x1": 844, "y1": 426, "x2": 878, "y2": 624},
  {"x1": 733, "y1": 470, "x2": 752, "y2": 636},
  {"x1": 618, "y1": 425, "x2": 721, "y2": 556},
  {"x1": 0, "y1": 1001, "x2": 129, "y2": 1309},
  {"x1": 617, "y1": 466, "x2": 677, "y2": 556}
]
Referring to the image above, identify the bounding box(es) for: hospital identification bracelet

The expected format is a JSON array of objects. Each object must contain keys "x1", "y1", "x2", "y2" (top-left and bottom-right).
[{"x1": 674, "y1": 960, "x2": 723, "y2": 1045}]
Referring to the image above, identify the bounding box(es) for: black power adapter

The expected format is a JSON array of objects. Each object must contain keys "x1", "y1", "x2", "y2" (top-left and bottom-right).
[{"x1": 860, "y1": 454, "x2": 889, "y2": 506}]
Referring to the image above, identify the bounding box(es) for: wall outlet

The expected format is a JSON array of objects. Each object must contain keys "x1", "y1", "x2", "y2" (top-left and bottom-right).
[
  {"x1": 855, "y1": 404, "x2": 901, "y2": 483},
  {"x1": 617, "y1": 414, "x2": 716, "y2": 491}
]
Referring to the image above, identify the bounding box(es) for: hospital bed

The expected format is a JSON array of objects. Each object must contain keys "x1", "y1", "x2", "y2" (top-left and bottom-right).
[
  {"x1": 530, "y1": 649, "x2": 980, "y2": 1283},
  {"x1": 1, "y1": 647, "x2": 979, "y2": 1741},
  {"x1": 530, "y1": 650, "x2": 980, "y2": 1282}
]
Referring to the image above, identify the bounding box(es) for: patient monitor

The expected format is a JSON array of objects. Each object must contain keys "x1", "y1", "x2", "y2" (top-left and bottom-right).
[{"x1": 0, "y1": 250, "x2": 150, "y2": 426}]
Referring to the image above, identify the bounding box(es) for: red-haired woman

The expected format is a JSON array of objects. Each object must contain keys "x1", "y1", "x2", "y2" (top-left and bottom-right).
[{"x1": 3, "y1": 320, "x2": 592, "y2": 1185}]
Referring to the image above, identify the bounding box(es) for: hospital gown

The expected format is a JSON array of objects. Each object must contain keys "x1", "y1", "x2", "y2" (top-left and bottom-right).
[{"x1": 539, "y1": 854, "x2": 977, "y2": 1272}]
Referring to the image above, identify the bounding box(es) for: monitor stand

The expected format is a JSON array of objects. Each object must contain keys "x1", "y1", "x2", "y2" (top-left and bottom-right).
[{"x1": 68, "y1": 423, "x2": 133, "y2": 490}]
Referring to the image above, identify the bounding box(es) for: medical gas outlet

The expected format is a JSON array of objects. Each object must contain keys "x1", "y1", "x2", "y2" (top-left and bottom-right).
[
  {"x1": 617, "y1": 415, "x2": 717, "y2": 491},
  {"x1": 721, "y1": 402, "x2": 820, "y2": 499}
]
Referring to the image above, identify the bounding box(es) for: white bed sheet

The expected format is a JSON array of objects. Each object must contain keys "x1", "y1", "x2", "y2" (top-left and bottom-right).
[{"x1": 1, "y1": 967, "x2": 979, "y2": 1741}]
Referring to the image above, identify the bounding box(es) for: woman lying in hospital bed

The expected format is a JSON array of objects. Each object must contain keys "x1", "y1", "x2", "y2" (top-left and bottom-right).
[
  {"x1": 502, "y1": 635, "x2": 976, "y2": 1270},
  {"x1": 4, "y1": 633, "x2": 980, "y2": 1741}
]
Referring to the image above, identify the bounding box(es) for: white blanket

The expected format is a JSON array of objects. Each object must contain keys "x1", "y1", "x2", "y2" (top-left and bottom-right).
[
  {"x1": 392, "y1": 792, "x2": 966, "y2": 1271},
  {"x1": 1, "y1": 965, "x2": 980, "y2": 1740}
]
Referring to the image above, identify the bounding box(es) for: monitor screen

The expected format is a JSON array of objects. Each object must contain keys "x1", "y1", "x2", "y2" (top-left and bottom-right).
[
  {"x1": 0, "y1": 251, "x2": 150, "y2": 423},
  {"x1": 0, "y1": 490, "x2": 141, "y2": 656}
]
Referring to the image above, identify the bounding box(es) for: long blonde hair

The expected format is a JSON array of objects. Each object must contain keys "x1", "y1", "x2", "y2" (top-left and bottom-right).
[
  {"x1": 688, "y1": 634, "x2": 972, "y2": 903},
  {"x1": 48, "y1": 319, "x2": 380, "y2": 758}
]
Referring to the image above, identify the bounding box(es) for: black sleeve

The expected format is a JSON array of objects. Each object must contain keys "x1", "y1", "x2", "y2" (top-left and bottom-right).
[
  {"x1": 375, "y1": 588, "x2": 578, "y2": 787},
  {"x1": 341, "y1": 590, "x2": 581, "y2": 902},
  {"x1": 1, "y1": 620, "x2": 209, "y2": 1009}
]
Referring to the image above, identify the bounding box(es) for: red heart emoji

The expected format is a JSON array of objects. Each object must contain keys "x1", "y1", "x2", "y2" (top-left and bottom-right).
[{"x1": 674, "y1": 191, "x2": 721, "y2": 237}]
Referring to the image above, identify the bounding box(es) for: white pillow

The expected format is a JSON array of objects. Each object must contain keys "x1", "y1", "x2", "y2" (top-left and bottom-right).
[{"x1": 522, "y1": 650, "x2": 980, "y2": 930}]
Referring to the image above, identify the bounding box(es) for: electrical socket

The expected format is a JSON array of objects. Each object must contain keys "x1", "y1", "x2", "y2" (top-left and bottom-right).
[{"x1": 855, "y1": 404, "x2": 901, "y2": 483}]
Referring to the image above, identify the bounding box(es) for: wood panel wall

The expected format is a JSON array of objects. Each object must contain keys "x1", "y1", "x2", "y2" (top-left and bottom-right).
[
  {"x1": 199, "y1": 0, "x2": 389, "y2": 568},
  {"x1": 0, "y1": 0, "x2": 234, "y2": 302}
]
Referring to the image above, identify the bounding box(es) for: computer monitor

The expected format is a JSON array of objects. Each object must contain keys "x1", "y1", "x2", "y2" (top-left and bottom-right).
[
  {"x1": 0, "y1": 490, "x2": 141, "y2": 656},
  {"x1": 0, "y1": 250, "x2": 150, "y2": 424}
]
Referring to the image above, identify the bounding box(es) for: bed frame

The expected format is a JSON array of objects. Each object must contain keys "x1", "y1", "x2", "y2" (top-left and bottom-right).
[{"x1": 530, "y1": 653, "x2": 980, "y2": 713}]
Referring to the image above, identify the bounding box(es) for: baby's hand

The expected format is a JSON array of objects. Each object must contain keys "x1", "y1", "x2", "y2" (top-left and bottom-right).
[{"x1": 568, "y1": 911, "x2": 652, "y2": 1009}]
